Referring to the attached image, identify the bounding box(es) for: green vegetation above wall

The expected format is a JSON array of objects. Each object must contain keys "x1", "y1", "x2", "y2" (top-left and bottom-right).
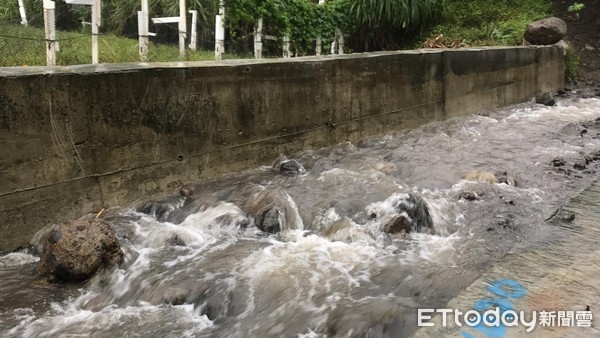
[
  {"x1": 0, "y1": 0, "x2": 554, "y2": 58},
  {"x1": 424, "y1": 0, "x2": 552, "y2": 47}
]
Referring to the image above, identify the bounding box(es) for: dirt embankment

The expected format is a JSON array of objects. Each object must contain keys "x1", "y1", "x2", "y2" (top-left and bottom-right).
[{"x1": 553, "y1": 0, "x2": 600, "y2": 85}]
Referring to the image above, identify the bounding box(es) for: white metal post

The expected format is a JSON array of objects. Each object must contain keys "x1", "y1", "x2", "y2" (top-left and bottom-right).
[
  {"x1": 139, "y1": 0, "x2": 149, "y2": 61},
  {"x1": 215, "y1": 15, "x2": 224, "y2": 60},
  {"x1": 282, "y1": 35, "x2": 290, "y2": 58},
  {"x1": 189, "y1": 9, "x2": 197, "y2": 50},
  {"x1": 43, "y1": 0, "x2": 57, "y2": 66},
  {"x1": 254, "y1": 17, "x2": 263, "y2": 59},
  {"x1": 316, "y1": 37, "x2": 321, "y2": 56},
  {"x1": 330, "y1": 30, "x2": 337, "y2": 54},
  {"x1": 178, "y1": 0, "x2": 186, "y2": 58},
  {"x1": 336, "y1": 28, "x2": 344, "y2": 55},
  {"x1": 91, "y1": 0, "x2": 101, "y2": 64},
  {"x1": 18, "y1": 0, "x2": 28, "y2": 25},
  {"x1": 215, "y1": 0, "x2": 225, "y2": 59},
  {"x1": 315, "y1": 0, "x2": 325, "y2": 55}
]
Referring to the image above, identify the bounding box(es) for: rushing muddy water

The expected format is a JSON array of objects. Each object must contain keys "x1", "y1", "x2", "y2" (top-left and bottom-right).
[{"x1": 1, "y1": 96, "x2": 600, "y2": 337}]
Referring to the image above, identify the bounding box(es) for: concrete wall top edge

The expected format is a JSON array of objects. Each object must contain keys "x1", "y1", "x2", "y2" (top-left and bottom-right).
[{"x1": 0, "y1": 46, "x2": 558, "y2": 78}]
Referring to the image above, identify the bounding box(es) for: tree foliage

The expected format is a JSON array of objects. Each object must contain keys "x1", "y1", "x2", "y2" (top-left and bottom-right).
[
  {"x1": 224, "y1": 0, "x2": 443, "y2": 53},
  {"x1": 224, "y1": 0, "x2": 352, "y2": 53}
]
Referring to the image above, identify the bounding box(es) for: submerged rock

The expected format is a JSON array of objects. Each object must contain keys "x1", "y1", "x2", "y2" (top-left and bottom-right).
[
  {"x1": 37, "y1": 218, "x2": 124, "y2": 282},
  {"x1": 179, "y1": 183, "x2": 197, "y2": 197},
  {"x1": 243, "y1": 188, "x2": 302, "y2": 233},
  {"x1": 535, "y1": 92, "x2": 556, "y2": 106},
  {"x1": 382, "y1": 214, "x2": 413, "y2": 234},
  {"x1": 382, "y1": 193, "x2": 433, "y2": 234},
  {"x1": 524, "y1": 17, "x2": 567, "y2": 45},
  {"x1": 137, "y1": 196, "x2": 184, "y2": 222},
  {"x1": 559, "y1": 211, "x2": 576, "y2": 222},
  {"x1": 459, "y1": 191, "x2": 479, "y2": 201},
  {"x1": 574, "y1": 159, "x2": 587, "y2": 170},
  {"x1": 553, "y1": 157, "x2": 566, "y2": 167},
  {"x1": 279, "y1": 160, "x2": 304, "y2": 175},
  {"x1": 272, "y1": 154, "x2": 305, "y2": 176}
]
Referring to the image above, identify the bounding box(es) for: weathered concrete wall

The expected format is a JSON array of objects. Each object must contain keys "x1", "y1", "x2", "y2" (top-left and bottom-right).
[{"x1": 0, "y1": 46, "x2": 564, "y2": 252}]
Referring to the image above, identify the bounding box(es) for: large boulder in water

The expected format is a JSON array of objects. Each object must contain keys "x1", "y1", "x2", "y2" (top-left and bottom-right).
[
  {"x1": 524, "y1": 17, "x2": 567, "y2": 45},
  {"x1": 382, "y1": 193, "x2": 433, "y2": 234},
  {"x1": 37, "y1": 218, "x2": 124, "y2": 282}
]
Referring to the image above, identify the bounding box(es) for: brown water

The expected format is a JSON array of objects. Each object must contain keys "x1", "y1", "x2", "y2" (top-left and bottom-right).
[{"x1": 1, "y1": 97, "x2": 599, "y2": 337}]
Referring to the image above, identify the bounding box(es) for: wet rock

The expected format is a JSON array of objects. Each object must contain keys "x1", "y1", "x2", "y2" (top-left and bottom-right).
[
  {"x1": 524, "y1": 17, "x2": 567, "y2": 45},
  {"x1": 590, "y1": 150, "x2": 600, "y2": 161},
  {"x1": 584, "y1": 155, "x2": 593, "y2": 164},
  {"x1": 279, "y1": 159, "x2": 304, "y2": 175},
  {"x1": 535, "y1": 92, "x2": 556, "y2": 106},
  {"x1": 383, "y1": 193, "x2": 433, "y2": 233},
  {"x1": 553, "y1": 157, "x2": 566, "y2": 167},
  {"x1": 243, "y1": 188, "x2": 302, "y2": 233},
  {"x1": 107, "y1": 219, "x2": 135, "y2": 241},
  {"x1": 559, "y1": 211, "x2": 575, "y2": 222},
  {"x1": 382, "y1": 214, "x2": 412, "y2": 234},
  {"x1": 459, "y1": 191, "x2": 478, "y2": 201},
  {"x1": 37, "y1": 218, "x2": 124, "y2": 282},
  {"x1": 573, "y1": 159, "x2": 587, "y2": 170},
  {"x1": 560, "y1": 123, "x2": 586, "y2": 137},
  {"x1": 261, "y1": 208, "x2": 283, "y2": 233},
  {"x1": 558, "y1": 167, "x2": 572, "y2": 175},
  {"x1": 180, "y1": 183, "x2": 196, "y2": 197}
]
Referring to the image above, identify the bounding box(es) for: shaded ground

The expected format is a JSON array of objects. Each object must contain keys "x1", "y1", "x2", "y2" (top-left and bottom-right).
[{"x1": 553, "y1": 0, "x2": 600, "y2": 85}]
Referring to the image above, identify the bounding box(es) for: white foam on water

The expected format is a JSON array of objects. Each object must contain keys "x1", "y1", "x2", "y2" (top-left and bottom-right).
[
  {"x1": 398, "y1": 233, "x2": 461, "y2": 266},
  {"x1": 8, "y1": 302, "x2": 213, "y2": 337},
  {"x1": 179, "y1": 202, "x2": 248, "y2": 229},
  {"x1": 507, "y1": 98, "x2": 600, "y2": 122},
  {"x1": 0, "y1": 252, "x2": 38, "y2": 267},
  {"x1": 230, "y1": 231, "x2": 382, "y2": 329}
]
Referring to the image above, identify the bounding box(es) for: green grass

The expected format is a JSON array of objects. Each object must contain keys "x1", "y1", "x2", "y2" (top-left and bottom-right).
[
  {"x1": 0, "y1": 23, "x2": 238, "y2": 67},
  {"x1": 565, "y1": 42, "x2": 580, "y2": 82},
  {"x1": 420, "y1": 0, "x2": 552, "y2": 47}
]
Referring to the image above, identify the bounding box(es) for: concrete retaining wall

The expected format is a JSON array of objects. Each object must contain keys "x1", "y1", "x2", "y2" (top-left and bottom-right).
[{"x1": 0, "y1": 46, "x2": 564, "y2": 252}]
